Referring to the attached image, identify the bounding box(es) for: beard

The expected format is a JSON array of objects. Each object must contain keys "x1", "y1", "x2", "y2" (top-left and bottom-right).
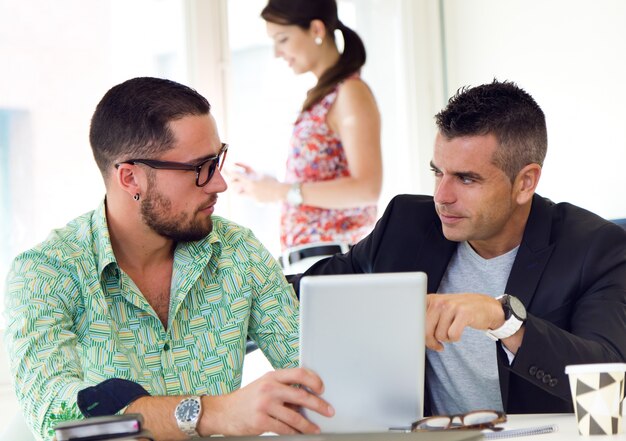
[{"x1": 140, "y1": 184, "x2": 214, "y2": 242}]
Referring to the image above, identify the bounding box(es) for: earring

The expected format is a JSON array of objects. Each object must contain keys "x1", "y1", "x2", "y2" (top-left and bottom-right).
[
  {"x1": 314, "y1": 36, "x2": 322, "y2": 46},
  {"x1": 133, "y1": 193, "x2": 140, "y2": 201}
]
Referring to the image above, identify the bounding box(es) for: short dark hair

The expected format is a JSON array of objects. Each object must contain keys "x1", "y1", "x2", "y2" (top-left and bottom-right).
[
  {"x1": 435, "y1": 80, "x2": 547, "y2": 181},
  {"x1": 89, "y1": 77, "x2": 211, "y2": 176},
  {"x1": 261, "y1": 0, "x2": 366, "y2": 111}
]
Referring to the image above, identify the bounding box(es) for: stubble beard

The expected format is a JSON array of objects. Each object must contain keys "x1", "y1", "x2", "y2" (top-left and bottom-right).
[{"x1": 140, "y1": 185, "x2": 213, "y2": 242}]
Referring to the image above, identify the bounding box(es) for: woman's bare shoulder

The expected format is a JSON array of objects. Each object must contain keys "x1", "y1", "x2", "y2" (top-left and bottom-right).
[{"x1": 335, "y1": 76, "x2": 377, "y2": 110}]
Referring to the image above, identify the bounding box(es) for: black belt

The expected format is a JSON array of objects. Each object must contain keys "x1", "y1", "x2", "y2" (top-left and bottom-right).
[{"x1": 281, "y1": 244, "x2": 350, "y2": 266}]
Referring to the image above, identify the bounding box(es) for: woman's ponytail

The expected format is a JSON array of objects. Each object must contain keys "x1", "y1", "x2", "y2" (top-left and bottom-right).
[{"x1": 302, "y1": 21, "x2": 366, "y2": 111}]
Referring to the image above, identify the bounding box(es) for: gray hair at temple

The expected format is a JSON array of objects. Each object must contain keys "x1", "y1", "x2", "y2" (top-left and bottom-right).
[{"x1": 435, "y1": 80, "x2": 548, "y2": 182}]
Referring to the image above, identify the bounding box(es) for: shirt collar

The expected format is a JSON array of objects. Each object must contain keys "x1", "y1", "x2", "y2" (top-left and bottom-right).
[
  {"x1": 93, "y1": 199, "x2": 118, "y2": 277},
  {"x1": 176, "y1": 226, "x2": 222, "y2": 265},
  {"x1": 92, "y1": 198, "x2": 223, "y2": 278}
]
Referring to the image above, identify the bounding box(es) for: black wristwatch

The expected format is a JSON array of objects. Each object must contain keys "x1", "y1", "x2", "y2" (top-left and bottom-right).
[{"x1": 485, "y1": 294, "x2": 527, "y2": 341}]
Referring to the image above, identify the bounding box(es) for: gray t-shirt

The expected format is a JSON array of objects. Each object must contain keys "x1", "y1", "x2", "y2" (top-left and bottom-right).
[{"x1": 427, "y1": 241, "x2": 518, "y2": 414}]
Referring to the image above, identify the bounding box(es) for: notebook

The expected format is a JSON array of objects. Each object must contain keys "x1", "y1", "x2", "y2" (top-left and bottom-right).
[{"x1": 298, "y1": 272, "x2": 427, "y2": 433}]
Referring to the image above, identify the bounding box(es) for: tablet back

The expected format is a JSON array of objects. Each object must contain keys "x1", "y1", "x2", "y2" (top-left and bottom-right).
[{"x1": 299, "y1": 272, "x2": 427, "y2": 433}]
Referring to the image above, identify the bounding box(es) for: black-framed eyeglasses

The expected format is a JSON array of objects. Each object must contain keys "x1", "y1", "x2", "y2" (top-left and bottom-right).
[
  {"x1": 115, "y1": 143, "x2": 228, "y2": 187},
  {"x1": 412, "y1": 410, "x2": 506, "y2": 432}
]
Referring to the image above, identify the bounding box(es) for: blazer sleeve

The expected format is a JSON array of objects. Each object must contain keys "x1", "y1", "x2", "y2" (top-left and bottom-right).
[{"x1": 507, "y1": 221, "x2": 626, "y2": 403}]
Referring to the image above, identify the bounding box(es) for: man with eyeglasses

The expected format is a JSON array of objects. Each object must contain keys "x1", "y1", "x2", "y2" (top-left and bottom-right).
[
  {"x1": 291, "y1": 80, "x2": 626, "y2": 415},
  {"x1": 4, "y1": 77, "x2": 333, "y2": 440}
]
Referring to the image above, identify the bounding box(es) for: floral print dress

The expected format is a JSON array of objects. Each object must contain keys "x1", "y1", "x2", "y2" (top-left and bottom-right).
[{"x1": 280, "y1": 77, "x2": 377, "y2": 250}]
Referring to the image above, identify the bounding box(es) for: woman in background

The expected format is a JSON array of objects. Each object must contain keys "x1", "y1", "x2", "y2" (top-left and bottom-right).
[{"x1": 230, "y1": 0, "x2": 382, "y2": 273}]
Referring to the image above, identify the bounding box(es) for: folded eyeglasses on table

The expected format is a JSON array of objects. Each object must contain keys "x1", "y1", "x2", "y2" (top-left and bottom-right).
[{"x1": 412, "y1": 410, "x2": 506, "y2": 432}]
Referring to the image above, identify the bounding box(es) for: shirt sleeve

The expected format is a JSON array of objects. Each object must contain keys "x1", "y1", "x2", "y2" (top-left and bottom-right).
[
  {"x1": 242, "y1": 231, "x2": 300, "y2": 370},
  {"x1": 4, "y1": 251, "x2": 88, "y2": 440}
]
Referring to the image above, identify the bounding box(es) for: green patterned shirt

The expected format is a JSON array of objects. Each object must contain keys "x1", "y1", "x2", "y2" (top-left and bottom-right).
[{"x1": 4, "y1": 201, "x2": 299, "y2": 440}]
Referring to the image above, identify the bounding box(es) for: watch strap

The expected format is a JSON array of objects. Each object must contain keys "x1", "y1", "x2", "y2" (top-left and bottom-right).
[
  {"x1": 485, "y1": 315, "x2": 524, "y2": 341},
  {"x1": 485, "y1": 295, "x2": 525, "y2": 341},
  {"x1": 286, "y1": 183, "x2": 303, "y2": 206}
]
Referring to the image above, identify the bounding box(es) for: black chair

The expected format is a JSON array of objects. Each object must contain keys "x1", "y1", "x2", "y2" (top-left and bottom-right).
[
  {"x1": 611, "y1": 218, "x2": 626, "y2": 230},
  {"x1": 245, "y1": 338, "x2": 259, "y2": 354}
]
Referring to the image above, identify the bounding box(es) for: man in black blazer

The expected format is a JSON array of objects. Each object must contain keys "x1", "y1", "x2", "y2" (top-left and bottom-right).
[{"x1": 292, "y1": 80, "x2": 626, "y2": 415}]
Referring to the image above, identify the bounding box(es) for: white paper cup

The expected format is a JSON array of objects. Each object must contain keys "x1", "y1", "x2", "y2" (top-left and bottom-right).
[{"x1": 565, "y1": 363, "x2": 626, "y2": 435}]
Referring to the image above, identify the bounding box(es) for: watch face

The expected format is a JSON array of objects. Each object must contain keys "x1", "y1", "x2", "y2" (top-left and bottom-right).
[
  {"x1": 508, "y1": 295, "x2": 527, "y2": 320},
  {"x1": 176, "y1": 398, "x2": 200, "y2": 422}
]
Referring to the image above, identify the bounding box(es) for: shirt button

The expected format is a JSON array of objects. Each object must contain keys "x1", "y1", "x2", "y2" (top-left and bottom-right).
[
  {"x1": 163, "y1": 342, "x2": 170, "y2": 351},
  {"x1": 529, "y1": 366, "x2": 538, "y2": 376},
  {"x1": 535, "y1": 369, "x2": 545, "y2": 380},
  {"x1": 542, "y1": 374, "x2": 552, "y2": 384},
  {"x1": 549, "y1": 378, "x2": 559, "y2": 387}
]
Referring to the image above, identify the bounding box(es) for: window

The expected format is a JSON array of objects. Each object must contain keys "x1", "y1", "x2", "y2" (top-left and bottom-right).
[
  {"x1": 0, "y1": 0, "x2": 189, "y2": 311},
  {"x1": 0, "y1": 110, "x2": 32, "y2": 289}
]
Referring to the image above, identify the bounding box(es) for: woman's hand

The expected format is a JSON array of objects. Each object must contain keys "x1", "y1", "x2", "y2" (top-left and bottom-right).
[{"x1": 227, "y1": 163, "x2": 288, "y2": 203}]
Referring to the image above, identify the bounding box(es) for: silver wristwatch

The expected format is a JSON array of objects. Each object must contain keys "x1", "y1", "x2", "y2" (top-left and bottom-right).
[
  {"x1": 485, "y1": 294, "x2": 527, "y2": 341},
  {"x1": 174, "y1": 396, "x2": 202, "y2": 437},
  {"x1": 286, "y1": 183, "x2": 303, "y2": 206}
]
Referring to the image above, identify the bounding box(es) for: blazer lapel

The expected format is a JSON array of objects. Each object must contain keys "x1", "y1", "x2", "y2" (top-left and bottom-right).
[
  {"x1": 505, "y1": 194, "x2": 555, "y2": 307},
  {"x1": 500, "y1": 194, "x2": 555, "y2": 408}
]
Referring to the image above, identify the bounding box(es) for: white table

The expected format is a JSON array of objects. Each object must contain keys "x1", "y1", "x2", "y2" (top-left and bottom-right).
[
  {"x1": 501, "y1": 414, "x2": 626, "y2": 440},
  {"x1": 196, "y1": 414, "x2": 625, "y2": 440}
]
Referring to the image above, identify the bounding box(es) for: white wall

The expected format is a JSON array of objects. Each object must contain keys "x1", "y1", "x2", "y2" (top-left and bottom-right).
[
  {"x1": 441, "y1": 0, "x2": 626, "y2": 219},
  {"x1": 352, "y1": 0, "x2": 626, "y2": 220}
]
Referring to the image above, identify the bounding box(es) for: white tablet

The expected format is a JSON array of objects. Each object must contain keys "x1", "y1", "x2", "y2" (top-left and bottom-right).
[{"x1": 299, "y1": 272, "x2": 427, "y2": 433}]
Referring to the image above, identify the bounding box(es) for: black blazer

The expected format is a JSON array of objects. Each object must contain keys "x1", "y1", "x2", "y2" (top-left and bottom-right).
[{"x1": 293, "y1": 194, "x2": 626, "y2": 414}]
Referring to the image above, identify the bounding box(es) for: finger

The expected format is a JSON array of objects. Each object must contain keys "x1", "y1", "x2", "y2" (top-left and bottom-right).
[
  {"x1": 262, "y1": 415, "x2": 301, "y2": 436},
  {"x1": 270, "y1": 368, "x2": 325, "y2": 395},
  {"x1": 227, "y1": 172, "x2": 247, "y2": 182},
  {"x1": 292, "y1": 386, "x2": 334, "y2": 418},
  {"x1": 269, "y1": 403, "x2": 321, "y2": 434},
  {"x1": 267, "y1": 381, "x2": 333, "y2": 419},
  {"x1": 428, "y1": 294, "x2": 458, "y2": 343},
  {"x1": 447, "y1": 315, "x2": 466, "y2": 342},
  {"x1": 433, "y1": 306, "x2": 455, "y2": 343},
  {"x1": 425, "y1": 313, "x2": 444, "y2": 350},
  {"x1": 425, "y1": 322, "x2": 443, "y2": 351},
  {"x1": 425, "y1": 296, "x2": 444, "y2": 350},
  {"x1": 262, "y1": 369, "x2": 334, "y2": 419},
  {"x1": 234, "y1": 162, "x2": 253, "y2": 173},
  {"x1": 426, "y1": 339, "x2": 444, "y2": 351}
]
